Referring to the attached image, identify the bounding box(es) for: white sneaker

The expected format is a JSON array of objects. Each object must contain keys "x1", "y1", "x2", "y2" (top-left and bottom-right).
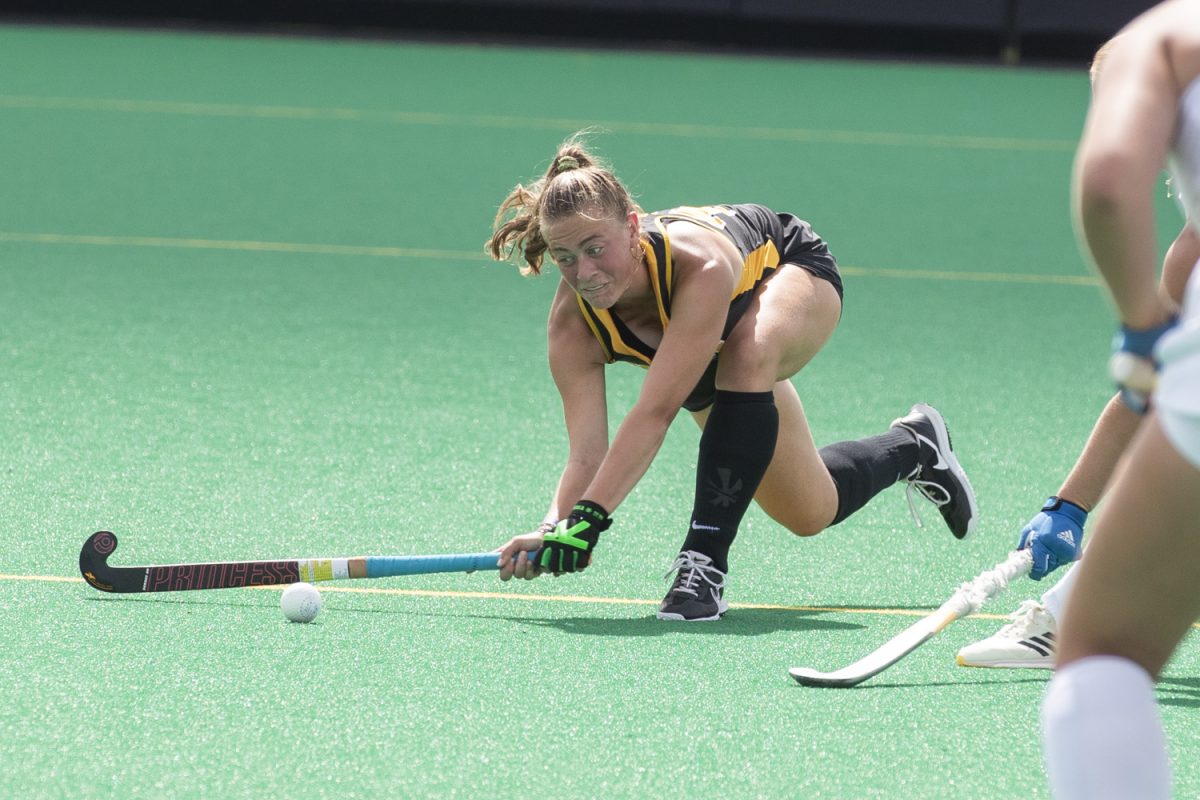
[{"x1": 956, "y1": 599, "x2": 1057, "y2": 669}]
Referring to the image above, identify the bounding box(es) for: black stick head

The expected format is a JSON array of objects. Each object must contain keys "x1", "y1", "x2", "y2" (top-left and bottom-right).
[{"x1": 79, "y1": 531, "x2": 139, "y2": 593}]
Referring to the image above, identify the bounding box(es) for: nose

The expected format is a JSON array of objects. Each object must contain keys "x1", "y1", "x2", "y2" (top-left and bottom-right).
[{"x1": 576, "y1": 256, "x2": 599, "y2": 281}]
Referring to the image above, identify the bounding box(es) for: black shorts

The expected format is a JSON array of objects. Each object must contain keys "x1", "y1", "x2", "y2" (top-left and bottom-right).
[
  {"x1": 682, "y1": 221, "x2": 843, "y2": 413},
  {"x1": 776, "y1": 212, "x2": 844, "y2": 301}
]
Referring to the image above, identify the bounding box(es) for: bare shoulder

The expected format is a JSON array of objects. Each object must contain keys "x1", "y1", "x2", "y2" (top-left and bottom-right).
[
  {"x1": 1091, "y1": 1, "x2": 1200, "y2": 116},
  {"x1": 662, "y1": 217, "x2": 742, "y2": 276},
  {"x1": 1128, "y1": 0, "x2": 1200, "y2": 32},
  {"x1": 1154, "y1": 0, "x2": 1200, "y2": 30},
  {"x1": 1165, "y1": 2, "x2": 1200, "y2": 86},
  {"x1": 1123, "y1": 0, "x2": 1200, "y2": 83}
]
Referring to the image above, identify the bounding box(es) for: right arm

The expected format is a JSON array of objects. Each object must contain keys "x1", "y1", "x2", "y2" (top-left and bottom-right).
[
  {"x1": 544, "y1": 285, "x2": 611, "y2": 523},
  {"x1": 498, "y1": 280, "x2": 610, "y2": 579},
  {"x1": 1073, "y1": 24, "x2": 1179, "y2": 330}
]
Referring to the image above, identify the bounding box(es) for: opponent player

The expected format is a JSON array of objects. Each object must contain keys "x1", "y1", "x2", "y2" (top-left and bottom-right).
[
  {"x1": 957, "y1": 219, "x2": 1198, "y2": 669},
  {"x1": 1041, "y1": 2, "x2": 1200, "y2": 797},
  {"x1": 957, "y1": 34, "x2": 1200, "y2": 670},
  {"x1": 486, "y1": 135, "x2": 976, "y2": 621}
]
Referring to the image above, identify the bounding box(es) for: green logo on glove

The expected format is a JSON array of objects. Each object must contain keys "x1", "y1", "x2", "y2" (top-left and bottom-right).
[{"x1": 534, "y1": 500, "x2": 611, "y2": 573}]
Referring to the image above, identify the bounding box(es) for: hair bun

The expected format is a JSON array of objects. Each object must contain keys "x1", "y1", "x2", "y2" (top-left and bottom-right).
[{"x1": 555, "y1": 155, "x2": 581, "y2": 172}]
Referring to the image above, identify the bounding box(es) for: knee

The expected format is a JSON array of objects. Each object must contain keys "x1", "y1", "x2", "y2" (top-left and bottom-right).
[
  {"x1": 756, "y1": 479, "x2": 838, "y2": 537},
  {"x1": 771, "y1": 509, "x2": 830, "y2": 538},
  {"x1": 715, "y1": 336, "x2": 778, "y2": 389}
]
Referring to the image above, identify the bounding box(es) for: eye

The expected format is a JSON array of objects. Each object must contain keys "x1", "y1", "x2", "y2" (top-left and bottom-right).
[
  {"x1": 586, "y1": 245, "x2": 604, "y2": 257},
  {"x1": 554, "y1": 252, "x2": 576, "y2": 266}
]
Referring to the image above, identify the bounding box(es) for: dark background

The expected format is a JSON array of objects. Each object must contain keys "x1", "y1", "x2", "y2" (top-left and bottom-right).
[{"x1": 0, "y1": 0, "x2": 1163, "y2": 66}]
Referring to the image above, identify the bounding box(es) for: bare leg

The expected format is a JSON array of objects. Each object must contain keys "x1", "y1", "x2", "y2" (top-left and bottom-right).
[
  {"x1": 684, "y1": 268, "x2": 941, "y2": 549},
  {"x1": 1042, "y1": 417, "x2": 1200, "y2": 800},
  {"x1": 1056, "y1": 415, "x2": 1200, "y2": 675},
  {"x1": 690, "y1": 363, "x2": 914, "y2": 537},
  {"x1": 752, "y1": 381, "x2": 840, "y2": 534},
  {"x1": 687, "y1": 267, "x2": 843, "y2": 536}
]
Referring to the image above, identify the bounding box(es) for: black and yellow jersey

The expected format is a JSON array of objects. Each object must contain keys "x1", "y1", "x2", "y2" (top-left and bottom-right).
[{"x1": 574, "y1": 203, "x2": 841, "y2": 411}]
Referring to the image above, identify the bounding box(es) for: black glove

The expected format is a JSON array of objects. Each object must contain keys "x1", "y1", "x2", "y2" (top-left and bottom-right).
[{"x1": 534, "y1": 500, "x2": 612, "y2": 573}]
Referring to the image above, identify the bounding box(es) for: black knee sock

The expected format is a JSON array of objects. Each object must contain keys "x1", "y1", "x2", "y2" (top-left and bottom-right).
[
  {"x1": 819, "y1": 429, "x2": 919, "y2": 526},
  {"x1": 681, "y1": 390, "x2": 778, "y2": 573}
]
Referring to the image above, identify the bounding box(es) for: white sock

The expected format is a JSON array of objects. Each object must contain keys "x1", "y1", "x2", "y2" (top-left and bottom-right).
[
  {"x1": 1042, "y1": 656, "x2": 1170, "y2": 800},
  {"x1": 1040, "y1": 560, "x2": 1080, "y2": 622}
]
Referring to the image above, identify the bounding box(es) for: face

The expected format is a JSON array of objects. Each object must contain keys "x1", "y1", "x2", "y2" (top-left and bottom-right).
[{"x1": 543, "y1": 211, "x2": 641, "y2": 309}]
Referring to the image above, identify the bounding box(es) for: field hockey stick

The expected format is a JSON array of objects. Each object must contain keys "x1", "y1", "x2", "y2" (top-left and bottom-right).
[
  {"x1": 79, "y1": 531, "x2": 503, "y2": 594},
  {"x1": 788, "y1": 548, "x2": 1033, "y2": 688}
]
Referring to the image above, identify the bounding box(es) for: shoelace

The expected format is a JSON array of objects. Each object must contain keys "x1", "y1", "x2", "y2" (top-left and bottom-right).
[
  {"x1": 902, "y1": 477, "x2": 951, "y2": 529},
  {"x1": 662, "y1": 551, "x2": 725, "y2": 597},
  {"x1": 999, "y1": 600, "x2": 1052, "y2": 639}
]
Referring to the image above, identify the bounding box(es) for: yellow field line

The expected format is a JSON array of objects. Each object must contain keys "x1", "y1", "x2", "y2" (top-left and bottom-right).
[
  {"x1": 14, "y1": 573, "x2": 1200, "y2": 627},
  {"x1": 2, "y1": 574, "x2": 83, "y2": 583},
  {"x1": 838, "y1": 265, "x2": 1100, "y2": 287},
  {"x1": 0, "y1": 231, "x2": 1097, "y2": 287},
  {"x1": 0, "y1": 94, "x2": 1076, "y2": 153},
  {"x1": 0, "y1": 231, "x2": 486, "y2": 261}
]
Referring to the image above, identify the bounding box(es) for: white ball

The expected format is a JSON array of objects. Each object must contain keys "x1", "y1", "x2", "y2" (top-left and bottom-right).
[{"x1": 280, "y1": 582, "x2": 322, "y2": 623}]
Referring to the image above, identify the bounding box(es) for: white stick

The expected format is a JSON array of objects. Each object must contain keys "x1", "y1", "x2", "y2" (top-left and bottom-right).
[{"x1": 788, "y1": 549, "x2": 1033, "y2": 688}]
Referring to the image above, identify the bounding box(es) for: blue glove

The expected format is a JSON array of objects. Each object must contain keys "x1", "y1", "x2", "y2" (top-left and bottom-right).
[
  {"x1": 1111, "y1": 317, "x2": 1178, "y2": 414},
  {"x1": 1017, "y1": 496, "x2": 1088, "y2": 580},
  {"x1": 534, "y1": 500, "x2": 612, "y2": 574}
]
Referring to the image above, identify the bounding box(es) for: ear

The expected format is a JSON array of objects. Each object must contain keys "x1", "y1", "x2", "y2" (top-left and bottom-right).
[{"x1": 627, "y1": 211, "x2": 640, "y2": 240}]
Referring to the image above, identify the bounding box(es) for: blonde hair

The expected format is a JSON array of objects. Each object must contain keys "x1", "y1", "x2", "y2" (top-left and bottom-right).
[{"x1": 486, "y1": 133, "x2": 640, "y2": 275}]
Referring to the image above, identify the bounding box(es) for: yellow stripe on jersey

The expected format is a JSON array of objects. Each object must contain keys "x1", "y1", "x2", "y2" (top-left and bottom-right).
[
  {"x1": 575, "y1": 296, "x2": 653, "y2": 366},
  {"x1": 642, "y1": 239, "x2": 671, "y2": 328},
  {"x1": 665, "y1": 205, "x2": 731, "y2": 230},
  {"x1": 649, "y1": 205, "x2": 779, "y2": 300},
  {"x1": 574, "y1": 204, "x2": 786, "y2": 369},
  {"x1": 733, "y1": 240, "x2": 781, "y2": 298},
  {"x1": 576, "y1": 301, "x2": 616, "y2": 362},
  {"x1": 605, "y1": 328, "x2": 652, "y2": 364}
]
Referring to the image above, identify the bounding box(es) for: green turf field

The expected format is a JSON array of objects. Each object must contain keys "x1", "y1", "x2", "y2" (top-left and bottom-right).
[{"x1": 2, "y1": 23, "x2": 1198, "y2": 799}]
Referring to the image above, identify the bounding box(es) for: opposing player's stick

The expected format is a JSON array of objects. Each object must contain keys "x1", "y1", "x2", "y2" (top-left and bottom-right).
[
  {"x1": 789, "y1": 549, "x2": 1033, "y2": 688},
  {"x1": 79, "y1": 531, "x2": 503, "y2": 593}
]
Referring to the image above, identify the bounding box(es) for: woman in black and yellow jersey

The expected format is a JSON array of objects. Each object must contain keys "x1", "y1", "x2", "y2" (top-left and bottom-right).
[{"x1": 487, "y1": 135, "x2": 976, "y2": 621}]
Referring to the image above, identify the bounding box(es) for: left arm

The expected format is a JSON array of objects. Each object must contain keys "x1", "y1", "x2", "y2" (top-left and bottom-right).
[{"x1": 580, "y1": 224, "x2": 740, "y2": 513}]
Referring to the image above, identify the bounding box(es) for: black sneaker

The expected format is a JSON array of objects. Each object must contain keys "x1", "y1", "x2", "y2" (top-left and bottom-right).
[
  {"x1": 656, "y1": 551, "x2": 729, "y2": 621},
  {"x1": 890, "y1": 403, "x2": 978, "y2": 539}
]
